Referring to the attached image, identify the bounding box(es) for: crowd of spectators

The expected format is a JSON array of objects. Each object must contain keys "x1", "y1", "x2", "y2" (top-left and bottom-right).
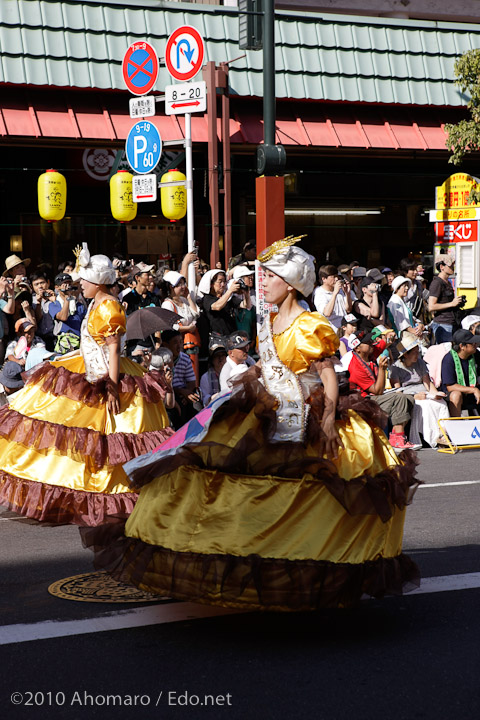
[{"x1": 2, "y1": 244, "x2": 479, "y2": 451}]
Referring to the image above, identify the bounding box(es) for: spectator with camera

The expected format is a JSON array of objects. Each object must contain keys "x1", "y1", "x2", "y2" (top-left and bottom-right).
[
  {"x1": 312, "y1": 264, "x2": 352, "y2": 330},
  {"x1": 48, "y1": 273, "x2": 86, "y2": 354},
  {"x1": 30, "y1": 272, "x2": 56, "y2": 351},
  {"x1": 0, "y1": 276, "x2": 16, "y2": 363},
  {"x1": 353, "y1": 275, "x2": 386, "y2": 333},
  {"x1": 428, "y1": 255, "x2": 464, "y2": 343},
  {"x1": 231, "y1": 265, "x2": 256, "y2": 350}
]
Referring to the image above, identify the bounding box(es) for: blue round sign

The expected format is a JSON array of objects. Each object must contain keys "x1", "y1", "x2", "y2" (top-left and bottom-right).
[{"x1": 125, "y1": 121, "x2": 162, "y2": 175}]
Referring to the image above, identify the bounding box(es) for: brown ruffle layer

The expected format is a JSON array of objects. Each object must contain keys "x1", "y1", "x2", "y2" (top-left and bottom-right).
[
  {"x1": 0, "y1": 472, "x2": 136, "y2": 526},
  {"x1": 24, "y1": 362, "x2": 169, "y2": 407},
  {"x1": 81, "y1": 523, "x2": 420, "y2": 611},
  {"x1": 128, "y1": 368, "x2": 419, "y2": 523},
  {"x1": 0, "y1": 405, "x2": 173, "y2": 469}
]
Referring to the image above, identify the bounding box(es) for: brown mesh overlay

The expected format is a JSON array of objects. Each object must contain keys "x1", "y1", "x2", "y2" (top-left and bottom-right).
[
  {"x1": 24, "y1": 363, "x2": 169, "y2": 407},
  {"x1": 0, "y1": 473, "x2": 136, "y2": 526},
  {"x1": 0, "y1": 405, "x2": 173, "y2": 469},
  {"x1": 82, "y1": 523, "x2": 420, "y2": 611},
  {"x1": 127, "y1": 372, "x2": 419, "y2": 523}
]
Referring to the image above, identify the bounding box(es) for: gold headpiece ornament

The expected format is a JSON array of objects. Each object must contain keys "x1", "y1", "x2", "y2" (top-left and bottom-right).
[{"x1": 257, "y1": 235, "x2": 307, "y2": 263}]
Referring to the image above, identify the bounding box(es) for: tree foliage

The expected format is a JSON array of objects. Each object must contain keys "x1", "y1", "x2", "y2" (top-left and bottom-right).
[{"x1": 445, "y1": 49, "x2": 480, "y2": 203}]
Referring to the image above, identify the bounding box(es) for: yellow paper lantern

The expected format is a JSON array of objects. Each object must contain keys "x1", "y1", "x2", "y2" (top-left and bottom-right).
[
  {"x1": 38, "y1": 169, "x2": 66, "y2": 222},
  {"x1": 110, "y1": 170, "x2": 137, "y2": 222},
  {"x1": 160, "y1": 170, "x2": 186, "y2": 221}
]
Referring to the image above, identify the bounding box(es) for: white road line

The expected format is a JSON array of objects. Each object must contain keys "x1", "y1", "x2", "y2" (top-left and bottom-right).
[
  {"x1": 419, "y1": 480, "x2": 480, "y2": 488},
  {"x1": 1, "y1": 572, "x2": 480, "y2": 645},
  {"x1": 408, "y1": 572, "x2": 480, "y2": 595},
  {"x1": 0, "y1": 603, "x2": 241, "y2": 646}
]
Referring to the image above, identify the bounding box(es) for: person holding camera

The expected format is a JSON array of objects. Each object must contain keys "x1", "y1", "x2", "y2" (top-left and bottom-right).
[
  {"x1": 428, "y1": 255, "x2": 464, "y2": 344},
  {"x1": 353, "y1": 276, "x2": 386, "y2": 333},
  {"x1": 232, "y1": 265, "x2": 256, "y2": 351},
  {"x1": 313, "y1": 265, "x2": 352, "y2": 330},
  {"x1": 31, "y1": 272, "x2": 56, "y2": 351},
  {"x1": 48, "y1": 272, "x2": 86, "y2": 354}
]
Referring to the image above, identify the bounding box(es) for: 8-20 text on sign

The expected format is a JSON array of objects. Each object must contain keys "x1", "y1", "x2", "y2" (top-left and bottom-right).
[{"x1": 165, "y1": 81, "x2": 206, "y2": 115}]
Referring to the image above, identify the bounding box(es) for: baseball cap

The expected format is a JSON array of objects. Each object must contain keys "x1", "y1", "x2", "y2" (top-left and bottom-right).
[
  {"x1": 366, "y1": 268, "x2": 384, "y2": 282},
  {"x1": 226, "y1": 332, "x2": 250, "y2": 351},
  {"x1": 15, "y1": 318, "x2": 34, "y2": 333},
  {"x1": 355, "y1": 330, "x2": 377, "y2": 346},
  {"x1": 233, "y1": 265, "x2": 255, "y2": 280},
  {"x1": 452, "y1": 329, "x2": 480, "y2": 345},
  {"x1": 342, "y1": 313, "x2": 358, "y2": 325},
  {"x1": 370, "y1": 325, "x2": 393, "y2": 341},
  {"x1": 0, "y1": 361, "x2": 24, "y2": 389},
  {"x1": 209, "y1": 341, "x2": 227, "y2": 357},
  {"x1": 54, "y1": 272, "x2": 72, "y2": 286},
  {"x1": 381, "y1": 267, "x2": 393, "y2": 274},
  {"x1": 133, "y1": 262, "x2": 155, "y2": 274}
]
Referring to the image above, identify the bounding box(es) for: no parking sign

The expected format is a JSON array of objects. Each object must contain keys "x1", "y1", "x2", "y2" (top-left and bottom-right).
[{"x1": 123, "y1": 41, "x2": 159, "y2": 96}]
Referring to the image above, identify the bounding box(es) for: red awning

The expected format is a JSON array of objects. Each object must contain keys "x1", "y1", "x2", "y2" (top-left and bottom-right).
[{"x1": 0, "y1": 87, "x2": 458, "y2": 151}]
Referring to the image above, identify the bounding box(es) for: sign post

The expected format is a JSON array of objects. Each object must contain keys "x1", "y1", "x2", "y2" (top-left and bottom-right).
[
  {"x1": 429, "y1": 173, "x2": 480, "y2": 309},
  {"x1": 164, "y1": 26, "x2": 206, "y2": 291}
]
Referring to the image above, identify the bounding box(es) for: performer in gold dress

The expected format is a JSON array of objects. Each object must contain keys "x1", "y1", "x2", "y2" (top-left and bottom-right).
[
  {"x1": 0, "y1": 245, "x2": 173, "y2": 526},
  {"x1": 85, "y1": 238, "x2": 419, "y2": 610}
]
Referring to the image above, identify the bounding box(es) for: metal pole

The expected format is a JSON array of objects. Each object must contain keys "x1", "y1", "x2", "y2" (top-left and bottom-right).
[
  {"x1": 185, "y1": 112, "x2": 196, "y2": 291},
  {"x1": 263, "y1": 0, "x2": 275, "y2": 146}
]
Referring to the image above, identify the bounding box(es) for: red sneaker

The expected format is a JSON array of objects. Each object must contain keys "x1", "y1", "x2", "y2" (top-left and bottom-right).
[{"x1": 388, "y1": 432, "x2": 421, "y2": 451}]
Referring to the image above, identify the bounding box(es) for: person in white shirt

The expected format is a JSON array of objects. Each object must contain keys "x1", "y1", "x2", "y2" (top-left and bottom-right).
[
  {"x1": 312, "y1": 264, "x2": 352, "y2": 329},
  {"x1": 219, "y1": 332, "x2": 254, "y2": 391}
]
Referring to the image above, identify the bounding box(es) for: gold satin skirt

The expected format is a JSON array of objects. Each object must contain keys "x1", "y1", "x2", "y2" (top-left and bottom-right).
[
  {"x1": 115, "y1": 401, "x2": 419, "y2": 611},
  {"x1": 0, "y1": 355, "x2": 173, "y2": 525}
]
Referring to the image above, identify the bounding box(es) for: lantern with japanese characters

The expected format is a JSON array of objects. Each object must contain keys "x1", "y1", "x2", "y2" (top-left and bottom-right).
[
  {"x1": 110, "y1": 170, "x2": 137, "y2": 222},
  {"x1": 160, "y1": 170, "x2": 186, "y2": 221},
  {"x1": 38, "y1": 169, "x2": 67, "y2": 222}
]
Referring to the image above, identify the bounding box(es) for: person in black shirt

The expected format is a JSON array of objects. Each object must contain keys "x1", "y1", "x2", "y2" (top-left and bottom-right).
[
  {"x1": 123, "y1": 262, "x2": 160, "y2": 315},
  {"x1": 198, "y1": 269, "x2": 242, "y2": 337},
  {"x1": 428, "y1": 255, "x2": 463, "y2": 343}
]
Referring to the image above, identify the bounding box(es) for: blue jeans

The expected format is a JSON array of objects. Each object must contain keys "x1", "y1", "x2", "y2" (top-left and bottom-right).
[{"x1": 431, "y1": 321, "x2": 453, "y2": 344}]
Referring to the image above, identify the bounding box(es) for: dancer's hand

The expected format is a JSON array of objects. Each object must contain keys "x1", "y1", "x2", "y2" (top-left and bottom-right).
[
  {"x1": 323, "y1": 417, "x2": 343, "y2": 460},
  {"x1": 107, "y1": 384, "x2": 120, "y2": 415}
]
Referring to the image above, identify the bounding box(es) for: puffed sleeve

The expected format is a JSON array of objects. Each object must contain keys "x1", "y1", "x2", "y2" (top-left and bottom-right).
[
  {"x1": 292, "y1": 312, "x2": 340, "y2": 366},
  {"x1": 90, "y1": 299, "x2": 126, "y2": 340}
]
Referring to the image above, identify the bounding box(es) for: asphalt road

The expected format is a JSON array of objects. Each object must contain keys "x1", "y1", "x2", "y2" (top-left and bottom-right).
[{"x1": 1, "y1": 448, "x2": 479, "y2": 720}]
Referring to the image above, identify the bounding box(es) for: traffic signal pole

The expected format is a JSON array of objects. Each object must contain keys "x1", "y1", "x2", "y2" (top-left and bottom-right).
[{"x1": 255, "y1": 0, "x2": 285, "y2": 254}]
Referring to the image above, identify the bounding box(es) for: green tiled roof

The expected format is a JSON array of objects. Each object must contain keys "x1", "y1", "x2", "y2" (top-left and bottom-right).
[{"x1": 0, "y1": 0, "x2": 478, "y2": 106}]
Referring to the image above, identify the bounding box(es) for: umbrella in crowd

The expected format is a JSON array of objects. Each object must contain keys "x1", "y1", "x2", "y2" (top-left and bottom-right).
[{"x1": 126, "y1": 307, "x2": 180, "y2": 341}]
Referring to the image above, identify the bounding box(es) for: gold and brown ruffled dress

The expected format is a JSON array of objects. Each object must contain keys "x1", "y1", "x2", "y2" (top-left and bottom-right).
[
  {"x1": 0, "y1": 299, "x2": 173, "y2": 526},
  {"x1": 85, "y1": 312, "x2": 420, "y2": 610}
]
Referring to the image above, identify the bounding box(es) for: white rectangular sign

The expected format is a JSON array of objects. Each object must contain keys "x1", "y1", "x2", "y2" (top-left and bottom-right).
[
  {"x1": 132, "y1": 174, "x2": 157, "y2": 202},
  {"x1": 165, "y1": 81, "x2": 207, "y2": 115},
  {"x1": 129, "y1": 96, "x2": 155, "y2": 119},
  {"x1": 439, "y1": 417, "x2": 480, "y2": 446}
]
